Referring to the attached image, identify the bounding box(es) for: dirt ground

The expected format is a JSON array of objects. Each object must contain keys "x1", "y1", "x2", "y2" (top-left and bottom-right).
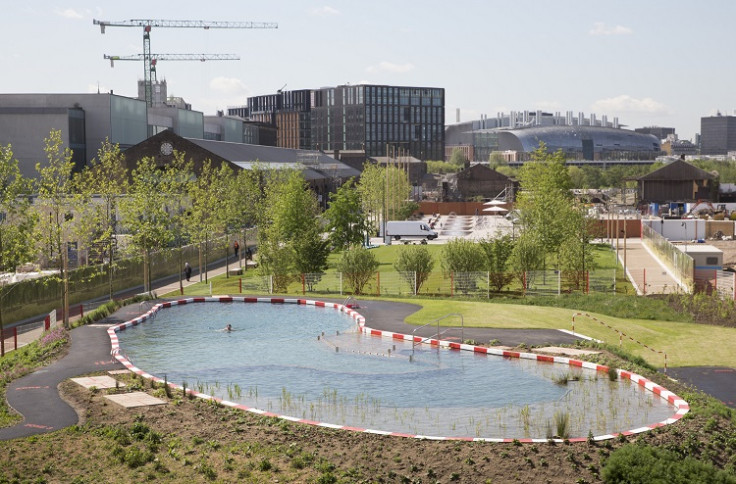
[
  {"x1": 705, "y1": 239, "x2": 736, "y2": 270},
  {"x1": 2, "y1": 354, "x2": 725, "y2": 484}
]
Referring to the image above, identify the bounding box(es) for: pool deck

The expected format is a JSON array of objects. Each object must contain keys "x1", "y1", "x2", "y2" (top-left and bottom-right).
[{"x1": 1, "y1": 295, "x2": 735, "y2": 441}]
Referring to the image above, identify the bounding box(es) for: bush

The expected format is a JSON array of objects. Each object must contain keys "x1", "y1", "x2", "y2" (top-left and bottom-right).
[
  {"x1": 336, "y1": 246, "x2": 379, "y2": 295},
  {"x1": 393, "y1": 245, "x2": 435, "y2": 294},
  {"x1": 601, "y1": 444, "x2": 736, "y2": 483}
]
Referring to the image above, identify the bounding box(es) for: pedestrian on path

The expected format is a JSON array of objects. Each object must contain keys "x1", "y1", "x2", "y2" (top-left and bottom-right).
[{"x1": 184, "y1": 262, "x2": 192, "y2": 282}]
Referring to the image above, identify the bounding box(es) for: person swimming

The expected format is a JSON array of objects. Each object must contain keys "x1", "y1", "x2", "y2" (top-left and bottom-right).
[{"x1": 224, "y1": 324, "x2": 233, "y2": 332}]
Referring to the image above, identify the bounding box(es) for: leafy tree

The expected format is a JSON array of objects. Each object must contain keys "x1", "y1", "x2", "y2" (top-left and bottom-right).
[
  {"x1": 0, "y1": 144, "x2": 35, "y2": 273},
  {"x1": 257, "y1": 238, "x2": 297, "y2": 293},
  {"x1": 357, "y1": 163, "x2": 412, "y2": 235},
  {"x1": 356, "y1": 163, "x2": 384, "y2": 236},
  {"x1": 323, "y1": 178, "x2": 366, "y2": 250},
  {"x1": 441, "y1": 238, "x2": 485, "y2": 295},
  {"x1": 449, "y1": 148, "x2": 468, "y2": 167},
  {"x1": 74, "y1": 139, "x2": 129, "y2": 299},
  {"x1": 489, "y1": 152, "x2": 507, "y2": 170},
  {"x1": 336, "y1": 246, "x2": 379, "y2": 295},
  {"x1": 35, "y1": 129, "x2": 80, "y2": 328},
  {"x1": 478, "y1": 233, "x2": 515, "y2": 292},
  {"x1": 225, "y1": 167, "x2": 265, "y2": 267},
  {"x1": 119, "y1": 155, "x2": 186, "y2": 294},
  {"x1": 292, "y1": 226, "x2": 330, "y2": 290},
  {"x1": 393, "y1": 245, "x2": 435, "y2": 294},
  {"x1": 186, "y1": 160, "x2": 230, "y2": 282},
  {"x1": 509, "y1": 232, "x2": 545, "y2": 290},
  {"x1": 426, "y1": 160, "x2": 462, "y2": 174}
]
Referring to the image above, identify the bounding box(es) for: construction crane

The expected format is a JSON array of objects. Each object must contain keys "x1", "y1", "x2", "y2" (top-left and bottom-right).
[{"x1": 93, "y1": 18, "x2": 278, "y2": 106}]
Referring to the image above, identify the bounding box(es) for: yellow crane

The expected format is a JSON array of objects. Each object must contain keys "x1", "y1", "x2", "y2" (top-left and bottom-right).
[{"x1": 93, "y1": 18, "x2": 278, "y2": 106}]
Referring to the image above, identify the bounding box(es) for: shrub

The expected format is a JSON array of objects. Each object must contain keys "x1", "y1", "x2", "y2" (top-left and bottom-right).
[
  {"x1": 336, "y1": 246, "x2": 379, "y2": 295},
  {"x1": 601, "y1": 444, "x2": 736, "y2": 483},
  {"x1": 393, "y1": 245, "x2": 435, "y2": 294}
]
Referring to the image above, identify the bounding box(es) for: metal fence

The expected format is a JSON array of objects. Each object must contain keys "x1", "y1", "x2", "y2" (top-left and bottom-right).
[
  {"x1": 234, "y1": 270, "x2": 617, "y2": 298},
  {"x1": 694, "y1": 269, "x2": 736, "y2": 300},
  {"x1": 641, "y1": 222, "x2": 693, "y2": 290}
]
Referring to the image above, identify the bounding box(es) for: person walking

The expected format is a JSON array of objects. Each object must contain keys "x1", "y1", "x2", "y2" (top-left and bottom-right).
[{"x1": 184, "y1": 262, "x2": 192, "y2": 282}]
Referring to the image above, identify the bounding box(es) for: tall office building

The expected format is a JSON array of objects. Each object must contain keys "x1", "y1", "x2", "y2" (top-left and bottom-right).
[
  {"x1": 311, "y1": 84, "x2": 445, "y2": 160},
  {"x1": 700, "y1": 114, "x2": 736, "y2": 155}
]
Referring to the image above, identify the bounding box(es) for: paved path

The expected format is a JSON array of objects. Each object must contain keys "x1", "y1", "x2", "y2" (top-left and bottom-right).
[{"x1": 615, "y1": 238, "x2": 683, "y2": 294}]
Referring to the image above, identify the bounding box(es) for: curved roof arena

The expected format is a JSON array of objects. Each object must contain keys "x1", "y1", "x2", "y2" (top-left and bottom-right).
[{"x1": 495, "y1": 125, "x2": 660, "y2": 154}]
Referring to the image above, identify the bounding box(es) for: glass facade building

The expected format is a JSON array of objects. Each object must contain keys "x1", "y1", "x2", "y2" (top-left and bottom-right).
[{"x1": 311, "y1": 84, "x2": 445, "y2": 160}]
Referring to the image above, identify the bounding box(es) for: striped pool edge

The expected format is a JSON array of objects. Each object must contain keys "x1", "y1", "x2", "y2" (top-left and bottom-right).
[{"x1": 107, "y1": 296, "x2": 689, "y2": 443}]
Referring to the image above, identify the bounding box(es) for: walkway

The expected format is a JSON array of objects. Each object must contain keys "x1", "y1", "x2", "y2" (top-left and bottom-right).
[{"x1": 615, "y1": 238, "x2": 683, "y2": 294}]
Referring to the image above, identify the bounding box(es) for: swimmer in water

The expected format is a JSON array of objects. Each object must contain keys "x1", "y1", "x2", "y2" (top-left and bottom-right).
[{"x1": 222, "y1": 324, "x2": 233, "y2": 332}]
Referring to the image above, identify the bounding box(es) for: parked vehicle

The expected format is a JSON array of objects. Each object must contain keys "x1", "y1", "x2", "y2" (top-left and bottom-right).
[{"x1": 385, "y1": 221, "x2": 438, "y2": 240}]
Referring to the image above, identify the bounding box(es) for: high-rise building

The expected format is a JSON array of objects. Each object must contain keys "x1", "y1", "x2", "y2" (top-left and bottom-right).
[
  {"x1": 700, "y1": 114, "x2": 736, "y2": 155},
  {"x1": 635, "y1": 126, "x2": 676, "y2": 140},
  {"x1": 234, "y1": 84, "x2": 445, "y2": 160},
  {"x1": 311, "y1": 84, "x2": 445, "y2": 160}
]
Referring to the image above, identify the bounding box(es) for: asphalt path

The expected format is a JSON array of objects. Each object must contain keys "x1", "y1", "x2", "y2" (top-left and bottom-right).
[{"x1": 666, "y1": 367, "x2": 736, "y2": 409}]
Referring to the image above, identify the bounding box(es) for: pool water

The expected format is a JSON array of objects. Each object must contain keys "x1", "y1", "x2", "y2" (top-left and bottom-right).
[{"x1": 115, "y1": 301, "x2": 677, "y2": 439}]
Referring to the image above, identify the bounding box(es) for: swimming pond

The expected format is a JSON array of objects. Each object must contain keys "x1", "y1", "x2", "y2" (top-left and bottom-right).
[{"x1": 110, "y1": 297, "x2": 688, "y2": 442}]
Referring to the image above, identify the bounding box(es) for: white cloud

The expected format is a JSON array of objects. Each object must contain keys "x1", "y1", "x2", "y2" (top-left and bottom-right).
[
  {"x1": 365, "y1": 61, "x2": 415, "y2": 74},
  {"x1": 591, "y1": 95, "x2": 669, "y2": 115},
  {"x1": 55, "y1": 8, "x2": 83, "y2": 19},
  {"x1": 209, "y1": 77, "x2": 250, "y2": 96},
  {"x1": 589, "y1": 22, "x2": 632, "y2": 36},
  {"x1": 311, "y1": 6, "x2": 340, "y2": 16}
]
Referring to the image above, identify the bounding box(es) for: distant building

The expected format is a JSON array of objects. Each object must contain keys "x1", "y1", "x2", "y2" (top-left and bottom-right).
[
  {"x1": 637, "y1": 159, "x2": 717, "y2": 203},
  {"x1": 231, "y1": 84, "x2": 446, "y2": 161},
  {"x1": 635, "y1": 126, "x2": 676, "y2": 140},
  {"x1": 700, "y1": 114, "x2": 736, "y2": 155},
  {"x1": 446, "y1": 112, "x2": 660, "y2": 162},
  {"x1": 452, "y1": 164, "x2": 516, "y2": 201}
]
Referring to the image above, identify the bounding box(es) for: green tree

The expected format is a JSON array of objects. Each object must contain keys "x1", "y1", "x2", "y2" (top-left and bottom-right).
[
  {"x1": 441, "y1": 238, "x2": 485, "y2": 295},
  {"x1": 186, "y1": 160, "x2": 231, "y2": 282},
  {"x1": 489, "y1": 152, "x2": 507, "y2": 170},
  {"x1": 393, "y1": 245, "x2": 435, "y2": 294},
  {"x1": 0, "y1": 144, "x2": 35, "y2": 273},
  {"x1": 225, "y1": 167, "x2": 265, "y2": 268},
  {"x1": 75, "y1": 139, "x2": 129, "y2": 299},
  {"x1": 292, "y1": 226, "x2": 330, "y2": 290},
  {"x1": 509, "y1": 232, "x2": 545, "y2": 290},
  {"x1": 323, "y1": 178, "x2": 366, "y2": 250},
  {"x1": 336, "y1": 246, "x2": 379, "y2": 295},
  {"x1": 356, "y1": 163, "x2": 384, "y2": 236},
  {"x1": 449, "y1": 148, "x2": 468, "y2": 167},
  {"x1": 35, "y1": 129, "x2": 80, "y2": 328},
  {"x1": 119, "y1": 155, "x2": 186, "y2": 294},
  {"x1": 478, "y1": 233, "x2": 515, "y2": 292}
]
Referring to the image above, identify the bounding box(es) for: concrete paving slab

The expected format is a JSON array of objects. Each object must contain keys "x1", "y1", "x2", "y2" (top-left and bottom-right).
[
  {"x1": 108, "y1": 369, "x2": 131, "y2": 375},
  {"x1": 71, "y1": 375, "x2": 123, "y2": 389},
  {"x1": 104, "y1": 392, "x2": 167, "y2": 408}
]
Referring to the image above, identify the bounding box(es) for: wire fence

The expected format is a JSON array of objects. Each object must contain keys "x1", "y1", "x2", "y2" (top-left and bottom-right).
[{"x1": 220, "y1": 270, "x2": 618, "y2": 298}]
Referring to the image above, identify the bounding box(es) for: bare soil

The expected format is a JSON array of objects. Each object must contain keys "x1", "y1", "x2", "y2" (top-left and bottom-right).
[{"x1": 2, "y1": 349, "x2": 729, "y2": 484}]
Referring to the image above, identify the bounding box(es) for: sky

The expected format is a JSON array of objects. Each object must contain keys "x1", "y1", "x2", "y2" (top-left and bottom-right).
[{"x1": 1, "y1": 1, "x2": 734, "y2": 141}]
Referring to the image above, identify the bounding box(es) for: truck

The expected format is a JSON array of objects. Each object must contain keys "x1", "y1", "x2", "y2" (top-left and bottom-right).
[{"x1": 385, "y1": 221, "x2": 438, "y2": 241}]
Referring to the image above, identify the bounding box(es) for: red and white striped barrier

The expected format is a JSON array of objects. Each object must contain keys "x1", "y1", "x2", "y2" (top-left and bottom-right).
[{"x1": 108, "y1": 296, "x2": 688, "y2": 443}]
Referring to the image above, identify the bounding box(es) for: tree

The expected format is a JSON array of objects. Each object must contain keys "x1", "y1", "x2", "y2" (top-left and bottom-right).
[
  {"x1": 224, "y1": 167, "x2": 265, "y2": 268},
  {"x1": 0, "y1": 144, "x2": 35, "y2": 273},
  {"x1": 449, "y1": 148, "x2": 468, "y2": 167},
  {"x1": 119, "y1": 155, "x2": 186, "y2": 294},
  {"x1": 323, "y1": 178, "x2": 366, "y2": 250},
  {"x1": 393, "y1": 245, "x2": 435, "y2": 294},
  {"x1": 356, "y1": 163, "x2": 384, "y2": 236},
  {"x1": 186, "y1": 160, "x2": 231, "y2": 282},
  {"x1": 509, "y1": 232, "x2": 545, "y2": 290},
  {"x1": 74, "y1": 139, "x2": 129, "y2": 299},
  {"x1": 478, "y1": 233, "x2": 515, "y2": 292},
  {"x1": 35, "y1": 129, "x2": 80, "y2": 328},
  {"x1": 441, "y1": 238, "x2": 485, "y2": 295},
  {"x1": 336, "y1": 246, "x2": 379, "y2": 295},
  {"x1": 356, "y1": 162, "x2": 412, "y2": 236}
]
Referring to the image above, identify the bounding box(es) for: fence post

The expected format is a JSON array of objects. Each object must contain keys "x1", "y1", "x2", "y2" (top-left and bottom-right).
[
  {"x1": 376, "y1": 272, "x2": 380, "y2": 296},
  {"x1": 714, "y1": 269, "x2": 718, "y2": 296},
  {"x1": 239, "y1": 278, "x2": 242, "y2": 294},
  {"x1": 733, "y1": 272, "x2": 735, "y2": 301},
  {"x1": 0, "y1": 327, "x2": 4, "y2": 357},
  {"x1": 450, "y1": 272, "x2": 454, "y2": 298},
  {"x1": 523, "y1": 271, "x2": 526, "y2": 296},
  {"x1": 414, "y1": 271, "x2": 418, "y2": 296},
  {"x1": 13, "y1": 327, "x2": 18, "y2": 351},
  {"x1": 339, "y1": 272, "x2": 343, "y2": 296},
  {"x1": 557, "y1": 271, "x2": 561, "y2": 296},
  {"x1": 80, "y1": 304, "x2": 84, "y2": 319},
  {"x1": 643, "y1": 269, "x2": 646, "y2": 295},
  {"x1": 44, "y1": 315, "x2": 50, "y2": 331},
  {"x1": 269, "y1": 276, "x2": 273, "y2": 294},
  {"x1": 487, "y1": 271, "x2": 490, "y2": 299},
  {"x1": 586, "y1": 271, "x2": 590, "y2": 295},
  {"x1": 302, "y1": 273, "x2": 306, "y2": 295}
]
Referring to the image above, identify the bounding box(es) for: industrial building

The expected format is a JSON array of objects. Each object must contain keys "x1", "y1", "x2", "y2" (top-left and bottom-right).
[{"x1": 700, "y1": 114, "x2": 736, "y2": 155}]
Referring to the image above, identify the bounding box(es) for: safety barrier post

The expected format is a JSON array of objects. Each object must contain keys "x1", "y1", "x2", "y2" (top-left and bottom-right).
[
  {"x1": 586, "y1": 271, "x2": 590, "y2": 294},
  {"x1": 13, "y1": 327, "x2": 17, "y2": 351},
  {"x1": 239, "y1": 278, "x2": 242, "y2": 294}
]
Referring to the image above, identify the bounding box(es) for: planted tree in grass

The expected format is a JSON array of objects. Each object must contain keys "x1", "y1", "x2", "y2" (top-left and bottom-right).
[
  {"x1": 292, "y1": 226, "x2": 330, "y2": 291},
  {"x1": 336, "y1": 246, "x2": 379, "y2": 295},
  {"x1": 441, "y1": 238, "x2": 485, "y2": 295},
  {"x1": 323, "y1": 178, "x2": 367, "y2": 250},
  {"x1": 478, "y1": 233, "x2": 515, "y2": 292},
  {"x1": 393, "y1": 245, "x2": 435, "y2": 294},
  {"x1": 509, "y1": 232, "x2": 545, "y2": 290}
]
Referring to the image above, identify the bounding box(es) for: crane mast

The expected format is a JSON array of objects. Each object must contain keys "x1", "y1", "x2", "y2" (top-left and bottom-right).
[{"x1": 94, "y1": 18, "x2": 277, "y2": 106}]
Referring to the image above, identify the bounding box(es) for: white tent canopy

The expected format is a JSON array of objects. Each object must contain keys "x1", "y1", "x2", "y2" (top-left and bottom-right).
[
  {"x1": 483, "y1": 206, "x2": 508, "y2": 213},
  {"x1": 483, "y1": 200, "x2": 507, "y2": 206}
]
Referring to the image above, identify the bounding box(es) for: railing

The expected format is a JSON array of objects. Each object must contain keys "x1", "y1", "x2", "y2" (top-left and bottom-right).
[
  {"x1": 411, "y1": 313, "x2": 464, "y2": 356},
  {"x1": 641, "y1": 222, "x2": 693, "y2": 291},
  {"x1": 572, "y1": 312, "x2": 667, "y2": 372},
  {"x1": 694, "y1": 269, "x2": 736, "y2": 300}
]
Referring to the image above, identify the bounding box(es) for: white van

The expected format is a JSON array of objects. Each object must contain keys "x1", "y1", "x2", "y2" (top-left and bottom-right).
[{"x1": 386, "y1": 221, "x2": 438, "y2": 241}]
